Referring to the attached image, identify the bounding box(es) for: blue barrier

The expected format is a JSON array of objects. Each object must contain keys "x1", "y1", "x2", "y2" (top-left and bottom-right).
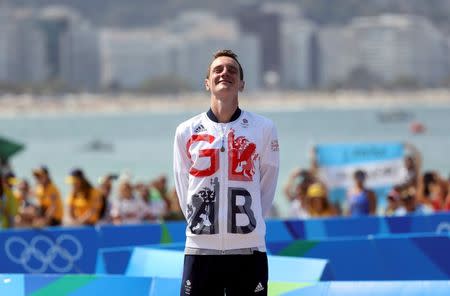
[
  {"x1": 269, "y1": 233, "x2": 450, "y2": 280},
  {"x1": 0, "y1": 227, "x2": 98, "y2": 274},
  {"x1": 1, "y1": 213, "x2": 449, "y2": 275}
]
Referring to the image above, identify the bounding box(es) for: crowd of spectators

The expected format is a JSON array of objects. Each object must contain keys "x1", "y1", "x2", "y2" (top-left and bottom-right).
[
  {"x1": 284, "y1": 143, "x2": 450, "y2": 218},
  {"x1": 1, "y1": 165, "x2": 183, "y2": 229}
]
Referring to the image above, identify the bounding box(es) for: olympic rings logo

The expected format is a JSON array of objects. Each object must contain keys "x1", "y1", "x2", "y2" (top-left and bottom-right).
[{"x1": 4, "y1": 234, "x2": 83, "y2": 273}]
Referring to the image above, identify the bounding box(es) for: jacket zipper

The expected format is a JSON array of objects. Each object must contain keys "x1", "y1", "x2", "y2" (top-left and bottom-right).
[{"x1": 219, "y1": 123, "x2": 227, "y2": 253}]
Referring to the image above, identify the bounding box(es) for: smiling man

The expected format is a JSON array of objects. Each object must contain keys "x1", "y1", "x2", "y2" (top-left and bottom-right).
[{"x1": 173, "y1": 49, "x2": 280, "y2": 295}]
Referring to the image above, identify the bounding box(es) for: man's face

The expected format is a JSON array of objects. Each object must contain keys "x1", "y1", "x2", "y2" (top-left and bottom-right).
[{"x1": 205, "y1": 56, "x2": 244, "y2": 96}]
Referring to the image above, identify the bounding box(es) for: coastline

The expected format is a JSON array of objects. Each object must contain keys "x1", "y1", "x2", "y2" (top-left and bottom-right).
[{"x1": 1, "y1": 89, "x2": 450, "y2": 117}]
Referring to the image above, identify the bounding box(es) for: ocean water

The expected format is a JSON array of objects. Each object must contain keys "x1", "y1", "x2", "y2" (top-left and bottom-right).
[{"x1": 1, "y1": 105, "x2": 450, "y2": 216}]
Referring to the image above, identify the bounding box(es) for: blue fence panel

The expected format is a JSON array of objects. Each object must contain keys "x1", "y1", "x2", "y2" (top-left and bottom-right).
[{"x1": 270, "y1": 234, "x2": 450, "y2": 280}]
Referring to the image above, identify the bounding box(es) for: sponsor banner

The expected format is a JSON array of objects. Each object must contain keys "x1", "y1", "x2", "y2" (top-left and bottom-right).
[
  {"x1": 316, "y1": 142, "x2": 405, "y2": 204},
  {"x1": 0, "y1": 227, "x2": 98, "y2": 274}
]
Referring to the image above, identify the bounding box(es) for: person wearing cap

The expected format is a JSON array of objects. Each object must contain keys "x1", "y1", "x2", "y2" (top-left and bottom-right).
[
  {"x1": 67, "y1": 169, "x2": 103, "y2": 226},
  {"x1": 306, "y1": 182, "x2": 336, "y2": 218},
  {"x1": 0, "y1": 173, "x2": 18, "y2": 228},
  {"x1": 347, "y1": 169, "x2": 377, "y2": 216},
  {"x1": 33, "y1": 166, "x2": 63, "y2": 226}
]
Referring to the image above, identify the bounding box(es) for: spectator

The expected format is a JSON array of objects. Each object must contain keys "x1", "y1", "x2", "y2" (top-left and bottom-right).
[
  {"x1": 347, "y1": 170, "x2": 377, "y2": 216},
  {"x1": 284, "y1": 168, "x2": 313, "y2": 218},
  {"x1": 32, "y1": 166, "x2": 63, "y2": 227},
  {"x1": 428, "y1": 174, "x2": 449, "y2": 212},
  {"x1": 384, "y1": 185, "x2": 401, "y2": 216},
  {"x1": 416, "y1": 171, "x2": 447, "y2": 211},
  {"x1": 401, "y1": 142, "x2": 421, "y2": 188},
  {"x1": 67, "y1": 169, "x2": 103, "y2": 226},
  {"x1": 110, "y1": 180, "x2": 152, "y2": 224},
  {"x1": 306, "y1": 183, "x2": 336, "y2": 218},
  {"x1": 14, "y1": 179, "x2": 39, "y2": 227},
  {"x1": 148, "y1": 175, "x2": 169, "y2": 219},
  {"x1": 422, "y1": 171, "x2": 438, "y2": 201},
  {"x1": 445, "y1": 175, "x2": 450, "y2": 211},
  {"x1": 284, "y1": 169, "x2": 314, "y2": 218},
  {"x1": 97, "y1": 173, "x2": 118, "y2": 223},
  {"x1": 395, "y1": 187, "x2": 434, "y2": 216},
  {"x1": 0, "y1": 173, "x2": 18, "y2": 228}
]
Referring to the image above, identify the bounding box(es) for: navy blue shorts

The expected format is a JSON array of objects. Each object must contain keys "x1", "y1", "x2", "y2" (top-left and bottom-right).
[{"x1": 180, "y1": 251, "x2": 268, "y2": 296}]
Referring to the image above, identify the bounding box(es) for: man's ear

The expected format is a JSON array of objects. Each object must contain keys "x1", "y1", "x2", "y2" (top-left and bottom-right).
[
  {"x1": 239, "y1": 80, "x2": 245, "y2": 92},
  {"x1": 205, "y1": 78, "x2": 210, "y2": 91}
]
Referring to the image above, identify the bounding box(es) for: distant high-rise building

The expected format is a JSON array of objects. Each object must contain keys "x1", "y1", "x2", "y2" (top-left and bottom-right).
[
  {"x1": 0, "y1": 5, "x2": 13, "y2": 82},
  {"x1": 318, "y1": 14, "x2": 450, "y2": 88},
  {"x1": 37, "y1": 6, "x2": 81, "y2": 80},
  {"x1": 0, "y1": 7, "x2": 48, "y2": 84},
  {"x1": 237, "y1": 5, "x2": 281, "y2": 85},
  {"x1": 60, "y1": 22, "x2": 100, "y2": 91},
  {"x1": 280, "y1": 18, "x2": 318, "y2": 89},
  {"x1": 8, "y1": 10, "x2": 48, "y2": 84},
  {"x1": 351, "y1": 14, "x2": 449, "y2": 87},
  {"x1": 100, "y1": 29, "x2": 178, "y2": 89},
  {"x1": 318, "y1": 27, "x2": 358, "y2": 88}
]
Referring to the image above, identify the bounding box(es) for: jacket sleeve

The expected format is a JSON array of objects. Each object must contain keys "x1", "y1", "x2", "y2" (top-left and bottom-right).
[
  {"x1": 259, "y1": 121, "x2": 280, "y2": 216},
  {"x1": 173, "y1": 126, "x2": 191, "y2": 219}
]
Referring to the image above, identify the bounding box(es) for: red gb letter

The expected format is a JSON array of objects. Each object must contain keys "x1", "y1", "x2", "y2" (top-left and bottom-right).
[{"x1": 187, "y1": 134, "x2": 219, "y2": 177}]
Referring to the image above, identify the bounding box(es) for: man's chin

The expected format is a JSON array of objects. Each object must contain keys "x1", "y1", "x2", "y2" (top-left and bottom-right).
[{"x1": 214, "y1": 86, "x2": 235, "y2": 94}]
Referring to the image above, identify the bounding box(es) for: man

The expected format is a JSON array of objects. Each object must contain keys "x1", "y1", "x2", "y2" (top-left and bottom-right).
[{"x1": 173, "y1": 49, "x2": 279, "y2": 295}]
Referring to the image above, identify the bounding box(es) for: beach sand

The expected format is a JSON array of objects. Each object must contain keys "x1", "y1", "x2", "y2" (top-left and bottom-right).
[{"x1": 1, "y1": 89, "x2": 450, "y2": 116}]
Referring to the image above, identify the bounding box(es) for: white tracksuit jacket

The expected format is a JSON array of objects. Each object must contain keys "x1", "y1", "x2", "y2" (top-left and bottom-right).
[{"x1": 173, "y1": 109, "x2": 279, "y2": 251}]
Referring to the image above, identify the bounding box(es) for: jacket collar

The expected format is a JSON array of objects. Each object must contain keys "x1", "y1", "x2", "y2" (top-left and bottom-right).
[{"x1": 207, "y1": 107, "x2": 241, "y2": 123}]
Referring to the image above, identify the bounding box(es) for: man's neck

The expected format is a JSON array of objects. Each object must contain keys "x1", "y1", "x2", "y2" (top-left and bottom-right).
[{"x1": 210, "y1": 95, "x2": 239, "y2": 123}]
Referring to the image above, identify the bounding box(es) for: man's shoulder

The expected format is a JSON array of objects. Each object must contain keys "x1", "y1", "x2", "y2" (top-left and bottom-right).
[
  {"x1": 175, "y1": 113, "x2": 205, "y2": 133},
  {"x1": 243, "y1": 110, "x2": 275, "y2": 128}
]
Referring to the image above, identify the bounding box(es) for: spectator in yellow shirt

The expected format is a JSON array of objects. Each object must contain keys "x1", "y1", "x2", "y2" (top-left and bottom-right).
[
  {"x1": 32, "y1": 166, "x2": 63, "y2": 226},
  {"x1": 67, "y1": 169, "x2": 102, "y2": 226},
  {"x1": 1, "y1": 173, "x2": 18, "y2": 228}
]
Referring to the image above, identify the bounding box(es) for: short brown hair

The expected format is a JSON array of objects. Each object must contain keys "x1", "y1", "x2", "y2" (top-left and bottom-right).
[{"x1": 206, "y1": 49, "x2": 244, "y2": 80}]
